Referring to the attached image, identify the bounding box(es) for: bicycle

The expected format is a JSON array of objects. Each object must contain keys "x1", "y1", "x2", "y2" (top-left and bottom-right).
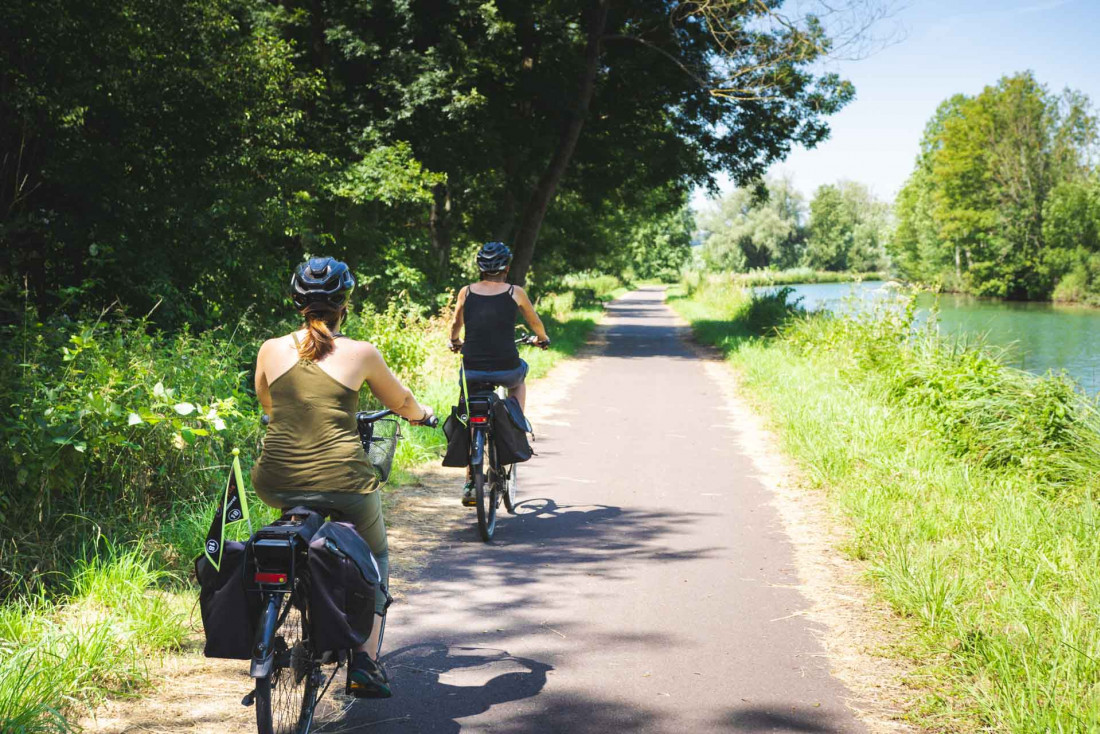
[
  {"x1": 462, "y1": 334, "x2": 542, "y2": 542},
  {"x1": 246, "y1": 408, "x2": 437, "y2": 734}
]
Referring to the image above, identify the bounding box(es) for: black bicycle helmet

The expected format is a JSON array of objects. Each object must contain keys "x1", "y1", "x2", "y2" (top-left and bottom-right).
[
  {"x1": 290, "y1": 256, "x2": 355, "y2": 310},
  {"x1": 476, "y1": 241, "x2": 513, "y2": 274}
]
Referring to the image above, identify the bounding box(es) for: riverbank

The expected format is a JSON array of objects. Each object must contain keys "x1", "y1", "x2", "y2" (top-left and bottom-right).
[
  {"x1": 695, "y1": 267, "x2": 889, "y2": 288},
  {"x1": 0, "y1": 279, "x2": 610, "y2": 733},
  {"x1": 670, "y1": 278, "x2": 1100, "y2": 731}
]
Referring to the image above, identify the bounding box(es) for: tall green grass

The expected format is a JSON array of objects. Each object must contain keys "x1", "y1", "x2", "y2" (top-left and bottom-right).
[
  {"x1": 0, "y1": 542, "x2": 188, "y2": 733},
  {"x1": 671, "y1": 277, "x2": 1100, "y2": 731},
  {"x1": 687, "y1": 267, "x2": 889, "y2": 288}
]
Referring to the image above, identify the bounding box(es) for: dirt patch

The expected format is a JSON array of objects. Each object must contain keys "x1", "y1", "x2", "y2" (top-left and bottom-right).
[{"x1": 78, "y1": 338, "x2": 596, "y2": 733}]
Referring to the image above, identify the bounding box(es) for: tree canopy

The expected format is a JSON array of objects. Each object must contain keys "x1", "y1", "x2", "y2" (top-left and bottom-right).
[
  {"x1": 699, "y1": 176, "x2": 888, "y2": 273},
  {"x1": 2, "y1": 0, "x2": 864, "y2": 326},
  {"x1": 890, "y1": 72, "x2": 1100, "y2": 302}
]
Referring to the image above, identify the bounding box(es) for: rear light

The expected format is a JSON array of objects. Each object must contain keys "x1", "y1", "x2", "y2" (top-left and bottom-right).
[
  {"x1": 254, "y1": 572, "x2": 288, "y2": 584},
  {"x1": 470, "y1": 415, "x2": 489, "y2": 424}
]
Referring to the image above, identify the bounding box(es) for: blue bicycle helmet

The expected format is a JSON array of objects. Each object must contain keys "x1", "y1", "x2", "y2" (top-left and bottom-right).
[
  {"x1": 290, "y1": 256, "x2": 355, "y2": 310},
  {"x1": 476, "y1": 242, "x2": 513, "y2": 274}
]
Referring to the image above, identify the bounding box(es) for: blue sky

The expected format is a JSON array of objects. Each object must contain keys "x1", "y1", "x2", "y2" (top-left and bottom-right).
[{"x1": 695, "y1": 0, "x2": 1100, "y2": 207}]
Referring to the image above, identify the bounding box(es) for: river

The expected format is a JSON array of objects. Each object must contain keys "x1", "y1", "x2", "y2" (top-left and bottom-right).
[{"x1": 758, "y1": 281, "x2": 1100, "y2": 394}]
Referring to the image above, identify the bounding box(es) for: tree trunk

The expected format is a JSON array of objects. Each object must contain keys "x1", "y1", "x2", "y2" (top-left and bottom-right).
[
  {"x1": 509, "y1": 0, "x2": 609, "y2": 286},
  {"x1": 429, "y1": 182, "x2": 452, "y2": 279}
]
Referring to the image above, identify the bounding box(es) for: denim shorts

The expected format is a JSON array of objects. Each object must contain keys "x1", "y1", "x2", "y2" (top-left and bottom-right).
[{"x1": 462, "y1": 360, "x2": 529, "y2": 389}]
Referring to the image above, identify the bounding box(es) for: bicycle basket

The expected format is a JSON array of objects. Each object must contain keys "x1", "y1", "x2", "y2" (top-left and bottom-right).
[{"x1": 365, "y1": 417, "x2": 401, "y2": 483}]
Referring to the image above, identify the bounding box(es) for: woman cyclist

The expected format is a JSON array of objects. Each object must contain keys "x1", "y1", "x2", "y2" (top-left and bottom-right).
[
  {"x1": 251, "y1": 256, "x2": 434, "y2": 699},
  {"x1": 448, "y1": 242, "x2": 549, "y2": 505}
]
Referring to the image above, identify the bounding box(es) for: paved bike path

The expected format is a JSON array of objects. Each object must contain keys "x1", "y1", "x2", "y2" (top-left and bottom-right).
[{"x1": 337, "y1": 288, "x2": 865, "y2": 733}]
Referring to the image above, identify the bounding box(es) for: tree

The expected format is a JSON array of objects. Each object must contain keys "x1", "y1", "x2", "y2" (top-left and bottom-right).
[
  {"x1": 699, "y1": 177, "x2": 806, "y2": 271},
  {"x1": 804, "y1": 182, "x2": 888, "y2": 271},
  {"x1": 0, "y1": 0, "x2": 326, "y2": 324},
  {"x1": 891, "y1": 73, "x2": 1098, "y2": 300}
]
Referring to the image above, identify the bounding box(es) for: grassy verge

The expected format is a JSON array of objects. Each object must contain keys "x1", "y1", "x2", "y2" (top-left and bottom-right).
[
  {"x1": 669, "y1": 278, "x2": 1100, "y2": 731},
  {"x1": 0, "y1": 279, "x2": 606, "y2": 732}
]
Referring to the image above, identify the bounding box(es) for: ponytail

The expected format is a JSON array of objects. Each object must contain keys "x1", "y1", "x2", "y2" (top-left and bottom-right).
[{"x1": 298, "y1": 306, "x2": 341, "y2": 361}]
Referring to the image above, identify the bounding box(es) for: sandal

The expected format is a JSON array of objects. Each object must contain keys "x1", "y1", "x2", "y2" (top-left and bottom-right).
[{"x1": 348, "y1": 652, "x2": 392, "y2": 699}]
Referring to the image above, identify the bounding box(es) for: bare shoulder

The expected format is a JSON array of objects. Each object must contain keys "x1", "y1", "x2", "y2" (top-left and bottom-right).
[
  {"x1": 512, "y1": 285, "x2": 532, "y2": 304},
  {"x1": 343, "y1": 338, "x2": 382, "y2": 361},
  {"x1": 258, "y1": 336, "x2": 286, "y2": 358}
]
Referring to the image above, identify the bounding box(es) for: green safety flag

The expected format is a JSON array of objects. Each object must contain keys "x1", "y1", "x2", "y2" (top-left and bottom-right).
[{"x1": 203, "y1": 449, "x2": 252, "y2": 571}]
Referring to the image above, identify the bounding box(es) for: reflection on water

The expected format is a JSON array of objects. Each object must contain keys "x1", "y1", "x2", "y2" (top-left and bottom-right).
[{"x1": 756, "y1": 281, "x2": 1100, "y2": 394}]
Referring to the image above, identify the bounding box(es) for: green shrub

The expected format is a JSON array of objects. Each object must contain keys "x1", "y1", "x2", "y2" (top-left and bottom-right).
[{"x1": 783, "y1": 294, "x2": 1100, "y2": 489}]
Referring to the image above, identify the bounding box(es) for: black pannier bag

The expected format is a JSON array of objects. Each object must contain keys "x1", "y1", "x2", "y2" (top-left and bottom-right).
[
  {"x1": 195, "y1": 541, "x2": 255, "y2": 659},
  {"x1": 441, "y1": 403, "x2": 470, "y2": 467},
  {"x1": 308, "y1": 521, "x2": 391, "y2": 652},
  {"x1": 195, "y1": 507, "x2": 323, "y2": 660},
  {"x1": 492, "y1": 396, "x2": 533, "y2": 465}
]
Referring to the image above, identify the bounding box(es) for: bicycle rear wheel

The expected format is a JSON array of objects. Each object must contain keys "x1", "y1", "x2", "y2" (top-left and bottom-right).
[
  {"x1": 475, "y1": 446, "x2": 497, "y2": 542},
  {"x1": 255, "y1": 597, "x2": 321, "y2": 734}
]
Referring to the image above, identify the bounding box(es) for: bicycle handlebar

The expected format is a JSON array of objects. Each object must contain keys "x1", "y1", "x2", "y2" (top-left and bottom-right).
[
  {"x1": 356, "y1": 409, "x2": 439, "y2": 429},
  {"x1": 515, "y1": 334, "x2": 549, "y2": 348}
]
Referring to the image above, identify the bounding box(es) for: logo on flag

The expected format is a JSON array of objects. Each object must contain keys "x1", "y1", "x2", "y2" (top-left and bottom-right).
[{"x1": 203, "y1": 450, "x2": 252, "y2": 571}]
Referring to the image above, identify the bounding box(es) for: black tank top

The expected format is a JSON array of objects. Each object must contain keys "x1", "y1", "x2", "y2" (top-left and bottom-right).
[{"x1": 461, "y1": 285, "x2": 520, "y2": 371}]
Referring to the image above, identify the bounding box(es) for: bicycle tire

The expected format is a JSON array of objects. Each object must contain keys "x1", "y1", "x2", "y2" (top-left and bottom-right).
[
  {"x1": 255, "y1": 597, "x2": 321, "y2": 734},
  {"x1": 475, "y1": 448, "x2": 497, "y2": 542},
  {"x1": 502, "y1": 463, "x2": 517, "y2": 514}
]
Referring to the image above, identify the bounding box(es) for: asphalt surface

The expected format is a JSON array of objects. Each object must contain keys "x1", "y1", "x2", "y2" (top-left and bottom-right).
[{"x1": 334, "y1": 288, "x2": 866, "y2": 733}]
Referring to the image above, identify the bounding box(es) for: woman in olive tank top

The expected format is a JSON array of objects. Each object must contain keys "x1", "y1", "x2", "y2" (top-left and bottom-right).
[{"x1": 252, "y1": 257, "x2": 434, "y2": 698}]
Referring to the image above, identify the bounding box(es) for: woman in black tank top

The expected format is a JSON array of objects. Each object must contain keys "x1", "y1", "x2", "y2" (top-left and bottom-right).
[
  {"x1": 461, "y1": 284, "x2": 521, "y2": 371},
  {"x1": 448, "y1": 242, "x2": 551, "y2": 411}
]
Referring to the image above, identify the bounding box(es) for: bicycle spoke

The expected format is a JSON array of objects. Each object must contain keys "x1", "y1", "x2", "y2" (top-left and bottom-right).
[{"x1": 260, "y1": 596, "x2": 319, "y2": 734}]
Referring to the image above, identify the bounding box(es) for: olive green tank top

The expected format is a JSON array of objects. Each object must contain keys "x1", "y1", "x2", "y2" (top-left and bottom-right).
[{"x1": 251, "y1": 340, "x2": 377, "y2": 494}]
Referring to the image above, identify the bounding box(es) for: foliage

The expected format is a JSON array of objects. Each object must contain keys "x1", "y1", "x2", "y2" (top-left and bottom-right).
[
  {"x1": 1, "y1": 0, "x2": 862, "y2": 321},
  {"x1": 669, "y1": 276, "x2": 805, "y2": 346},
  {"x1": 699, "y1": 177, "x2": 890, "y2": 275},
  {"x1": 890, "y1": 72, "x2": 1100, "y2": 302},
  {"x1": 803, "y1": 181, "x2": 890, "y2": 272},
  {"x1": 698, "y1": 177, "x2": 807, "y2": 271},
  {"x1": 674, "y1": 277, "x2": 1100, "y2": 730}
]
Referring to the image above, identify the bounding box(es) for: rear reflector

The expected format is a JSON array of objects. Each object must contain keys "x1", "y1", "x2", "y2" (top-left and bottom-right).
[
  {"x1": 254, "y1": 572, "x2": 288, "y2": 584},
  {"x1": 470, "y1": 416, "x2": 489, "y2": 424}
]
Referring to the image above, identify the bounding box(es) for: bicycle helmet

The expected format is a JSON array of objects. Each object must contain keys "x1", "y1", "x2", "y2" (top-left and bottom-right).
[
  {"x1": 476, "y1": 241, "x2": 513, "y2": 274},
  {"x1": 290, "y1": 256, "x2": 355, "y2": 310}
]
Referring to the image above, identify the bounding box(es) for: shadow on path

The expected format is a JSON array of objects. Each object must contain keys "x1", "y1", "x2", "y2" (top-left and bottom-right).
[
  {"x1": 317, "y1": 642, "x2": 550, "y2": 733},
  {"x1": 719, "y1": 707, "x2": 848, "y2": 732}
]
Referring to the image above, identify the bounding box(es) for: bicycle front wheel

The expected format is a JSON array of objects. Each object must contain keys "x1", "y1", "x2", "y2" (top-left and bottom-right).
[{"x1": 255, "y1": 598, "x2": 320, "y2": 734}]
